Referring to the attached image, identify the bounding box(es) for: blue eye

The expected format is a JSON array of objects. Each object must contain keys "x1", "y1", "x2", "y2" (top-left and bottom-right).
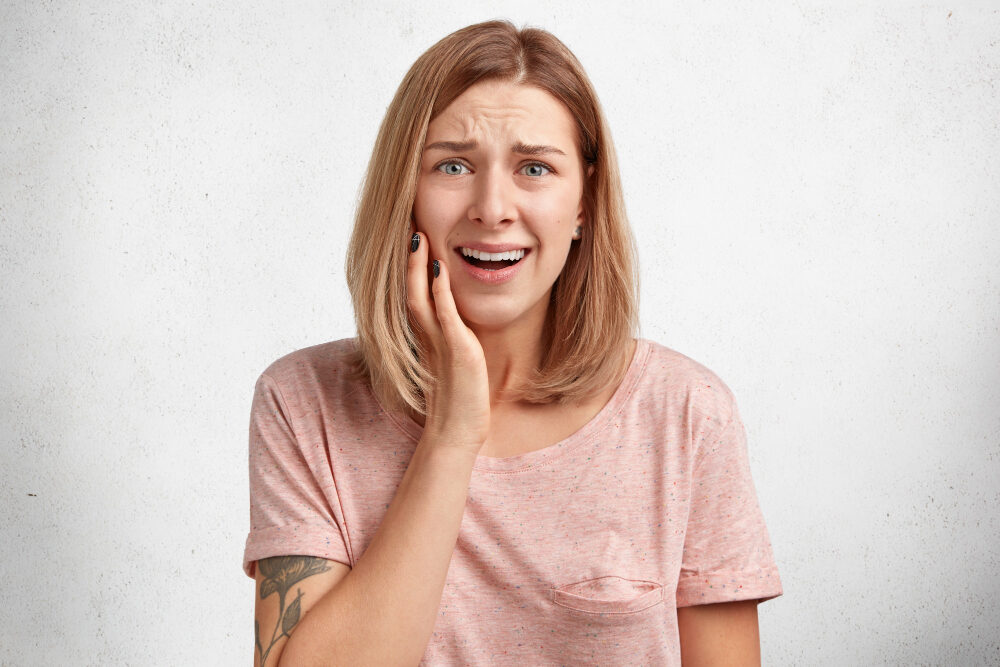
[
  {"x1": 437, "y1": 161, "x2": 470, "y2": 175},
  {"x1": 522, "y1": 163, "x2": 551, "y2": 177}
]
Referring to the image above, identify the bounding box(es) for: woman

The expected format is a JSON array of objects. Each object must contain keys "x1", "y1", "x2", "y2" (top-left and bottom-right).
[{"x1": 243, "y1": 20, "x2": 782, "y2": 666}]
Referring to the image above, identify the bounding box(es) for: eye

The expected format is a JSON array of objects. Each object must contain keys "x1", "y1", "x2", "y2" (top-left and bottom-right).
[
  {"x1": 436, "y1": 161, "x2": 470, "y2": 176},
  {"x1": 522, "y1": 162, "x2": 552, "y2": 177}
]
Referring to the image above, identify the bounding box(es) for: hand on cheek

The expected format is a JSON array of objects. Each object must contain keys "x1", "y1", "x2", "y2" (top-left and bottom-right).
[{"x1": 405, "y1": 230, "x2": 491, "y2": 451}]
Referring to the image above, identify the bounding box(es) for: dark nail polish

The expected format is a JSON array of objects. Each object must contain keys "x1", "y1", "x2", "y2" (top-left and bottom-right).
[
  {"x1": 432, "y1": 260, "x2": 440, "y2": 278},
  {"x1": 410, "y1": 233, "x2": 420, "y2": 253}
]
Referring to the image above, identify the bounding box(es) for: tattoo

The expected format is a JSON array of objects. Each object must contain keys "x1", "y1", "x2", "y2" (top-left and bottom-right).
[{"x1": 255, "y1": 556, "x2": 332, "y2": 666}]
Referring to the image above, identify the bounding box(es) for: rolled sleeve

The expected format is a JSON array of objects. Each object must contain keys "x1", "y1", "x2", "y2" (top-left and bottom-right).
[
  {"x1": 676, "y1": 404, "x2": 783, "y2": 607},
  {"x1": 242, "y1": 373, "x2": 350, "y2": 578}
]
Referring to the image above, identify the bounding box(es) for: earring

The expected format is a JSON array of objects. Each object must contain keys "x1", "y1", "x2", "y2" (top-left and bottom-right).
[{"x1": 573, "y1": 226, "x2": 582, "y2": 240}]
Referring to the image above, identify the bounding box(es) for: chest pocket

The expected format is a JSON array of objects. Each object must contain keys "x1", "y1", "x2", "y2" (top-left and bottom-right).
[
  {"x1": 550, "y1": 575, "x2": 664, "y2": 614},
  {"x1": 545, "y1": 575, "x2": 672, "y2": 664}
]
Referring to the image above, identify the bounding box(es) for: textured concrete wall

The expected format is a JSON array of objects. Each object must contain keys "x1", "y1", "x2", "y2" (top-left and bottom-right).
[{"x1": 2, "y1": 1, "x2": 998, "y2": 664}]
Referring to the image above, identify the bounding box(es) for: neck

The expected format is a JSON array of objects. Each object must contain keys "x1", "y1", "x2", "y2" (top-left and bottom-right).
[{"x1": 470, "y1": 316, "x2": 547, "y2": 408}]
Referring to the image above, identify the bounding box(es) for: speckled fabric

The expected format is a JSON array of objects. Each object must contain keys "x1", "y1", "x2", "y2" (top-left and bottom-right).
[{"x1": 243, "y1": 338, "x2": 783, "y2": 665}]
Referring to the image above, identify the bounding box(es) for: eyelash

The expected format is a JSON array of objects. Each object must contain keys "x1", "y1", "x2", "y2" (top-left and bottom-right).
[{"x1": 435, "y1": 160, "x2": 554, "y2": 177}]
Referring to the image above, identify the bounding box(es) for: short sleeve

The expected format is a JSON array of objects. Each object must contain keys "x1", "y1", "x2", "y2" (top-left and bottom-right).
[
  {"x1": 242, "y1": 372, "x2": 351, "y2": 579},
  {"x1": 675, "y1": 401, "x2": 783, "y2": 607}
]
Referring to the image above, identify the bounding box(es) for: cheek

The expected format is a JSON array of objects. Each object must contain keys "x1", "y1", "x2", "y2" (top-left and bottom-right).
[
  {"x1": 415, "y1": 181, "x2": 462, "y2": 223},
  {"x1": 527, "y1": 187, "x2": 580, "y2": 219},
  {"x1": 413, "y1": 186, "x2": 456, "y2": 256}
]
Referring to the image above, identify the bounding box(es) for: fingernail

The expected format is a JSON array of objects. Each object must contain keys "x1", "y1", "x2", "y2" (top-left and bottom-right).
[
  {"x1": 432, "y1": 260, "x2": 440, "y2": 278},
  {"x1": 410, "y1": 233, "x2": 420, "y2": 253}
]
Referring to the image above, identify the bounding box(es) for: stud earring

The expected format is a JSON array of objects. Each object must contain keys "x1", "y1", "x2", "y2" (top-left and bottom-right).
[{"x1": 573, "y1": 226, "x2": 582, "y2": 240}]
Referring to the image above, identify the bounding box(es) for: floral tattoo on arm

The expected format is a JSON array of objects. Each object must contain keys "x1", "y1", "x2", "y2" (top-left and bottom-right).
[{"x1": 255, "y1": 556, "x2": 332, "y2": 665}]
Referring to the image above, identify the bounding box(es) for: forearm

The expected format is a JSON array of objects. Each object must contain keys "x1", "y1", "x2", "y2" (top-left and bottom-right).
[{"x1": 279, "y1": 441, "x2": 476, "y2": 666}]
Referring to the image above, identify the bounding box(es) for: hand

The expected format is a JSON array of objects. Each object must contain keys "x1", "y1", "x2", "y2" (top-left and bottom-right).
[{"x1": 406, "y1": 229, "x2": 491, "y2": 453}]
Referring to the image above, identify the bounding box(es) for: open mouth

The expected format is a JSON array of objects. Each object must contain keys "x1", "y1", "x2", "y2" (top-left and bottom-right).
[{"x1": 458, "y1": 247, "x2": 528, "y2": 271}]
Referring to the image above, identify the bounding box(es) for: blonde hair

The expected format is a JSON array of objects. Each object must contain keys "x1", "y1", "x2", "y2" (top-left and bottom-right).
[{"x1": 345, "y1": 19, "x2": 639, "y2": 416}]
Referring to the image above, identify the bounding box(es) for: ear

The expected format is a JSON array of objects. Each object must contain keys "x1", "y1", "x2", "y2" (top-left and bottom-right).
[
  {"x1": 575, "y1": 165, "x2": 593, "y2": 238},
  {"x1": 573, "y1": 209, "x2": 584, "y2": 240}
]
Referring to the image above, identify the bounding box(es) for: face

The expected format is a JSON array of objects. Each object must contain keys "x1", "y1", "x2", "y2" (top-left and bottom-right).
[{"x1": 413, "y1": 79, "x2": 591, "y2": 334}]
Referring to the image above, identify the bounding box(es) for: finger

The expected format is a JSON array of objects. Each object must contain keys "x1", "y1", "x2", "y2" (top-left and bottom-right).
[
  {"x1": 430, "y1": 259, "x2": 465, "y2": 347},
  {"x1": 405, "y1": 232, "x2": 438, "y2": 341}
]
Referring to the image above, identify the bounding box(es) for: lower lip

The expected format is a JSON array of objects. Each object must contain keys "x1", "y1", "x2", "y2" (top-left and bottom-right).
[{"x1": 455, "y1": 250, "x2": 530, "y2": 285}]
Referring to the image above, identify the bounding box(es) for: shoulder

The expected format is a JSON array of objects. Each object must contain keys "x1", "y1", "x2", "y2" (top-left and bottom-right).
[
  {"x1": 256, "y1": 338, "x2": 365, "y2": 399},
  {"x1": 635, "y1": 338, "x2": 739, "y2": 424},
  {"x1": 260, "y1": 337, "x2": 357, "y2": 377}
]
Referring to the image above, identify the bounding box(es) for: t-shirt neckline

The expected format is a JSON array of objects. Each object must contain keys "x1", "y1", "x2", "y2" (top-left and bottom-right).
[{"x1": 384, "y1": 338, "x2": 651, "y2": 473}]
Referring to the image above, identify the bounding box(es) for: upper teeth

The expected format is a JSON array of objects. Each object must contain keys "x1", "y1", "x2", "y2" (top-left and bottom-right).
[{"x1": 461, "y1": 248, "x2": 526, "y2": 261}]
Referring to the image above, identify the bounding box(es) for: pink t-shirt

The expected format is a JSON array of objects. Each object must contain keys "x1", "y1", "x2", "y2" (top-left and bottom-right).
[{"x1": 243, "y1": 337, "x2": 782, "y2": 665}]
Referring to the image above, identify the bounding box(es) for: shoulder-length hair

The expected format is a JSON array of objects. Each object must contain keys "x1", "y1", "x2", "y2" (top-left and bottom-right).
[{"x1": 345, "y1": 19, "x2": 639, "y2": 417}]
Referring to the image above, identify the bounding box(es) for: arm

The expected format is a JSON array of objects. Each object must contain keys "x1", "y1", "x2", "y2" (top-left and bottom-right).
[
  {"x1": 676, "y1": 399, "x2": 782, "y2": 664},
  {"x1": 677, "y1": 600, "x2": 761, "y2": 667},
  {"x1": 253, "y1": 556, "x2": 351, "y2": 667},
  {"x1": 263, "y1": 232, "x2": 489, "y2": 666},
  {"x1": 274, "y1": 444, "x2": 478, "y2": 666}
]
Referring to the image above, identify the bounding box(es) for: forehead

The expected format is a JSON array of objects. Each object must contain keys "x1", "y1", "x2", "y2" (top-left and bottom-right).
[{"x1": 427, "y1": 80, "x2": 579, "y2": 150}]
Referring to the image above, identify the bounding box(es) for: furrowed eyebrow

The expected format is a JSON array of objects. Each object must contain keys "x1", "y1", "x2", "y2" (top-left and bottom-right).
[
  {"x1": 512, "y1": 142, "x2": 567, "y2": 157},
  {"x1": 423, "y1": 140, "x2": 567, "y2": 157},
  {"x1": 424, "y1": 140, "x2": 477, "y2": 152}
]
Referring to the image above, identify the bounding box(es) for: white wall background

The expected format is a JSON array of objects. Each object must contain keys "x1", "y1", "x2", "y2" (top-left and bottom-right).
[{"x1": 2, "y1": 1, "x2": 998, "y2": 664}]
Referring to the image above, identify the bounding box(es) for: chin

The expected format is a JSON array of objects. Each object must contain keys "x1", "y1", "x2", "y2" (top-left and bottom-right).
[
  {"x1": 457, "y1": 310, "x2": 519, "y2": 332},
  {"x1": 454, "y1": 301, "x2": 522, "y2": 332}
]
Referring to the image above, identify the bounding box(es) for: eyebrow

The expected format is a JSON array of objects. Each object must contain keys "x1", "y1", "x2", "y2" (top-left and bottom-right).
[{"x1": 423, "y1": 140, "x2": 567, "y2": 157}]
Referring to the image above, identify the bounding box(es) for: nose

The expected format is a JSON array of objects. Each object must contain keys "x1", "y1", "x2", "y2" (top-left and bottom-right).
[{"x1": 467, "y1": 166, "x2": 517, "y2": 228}]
